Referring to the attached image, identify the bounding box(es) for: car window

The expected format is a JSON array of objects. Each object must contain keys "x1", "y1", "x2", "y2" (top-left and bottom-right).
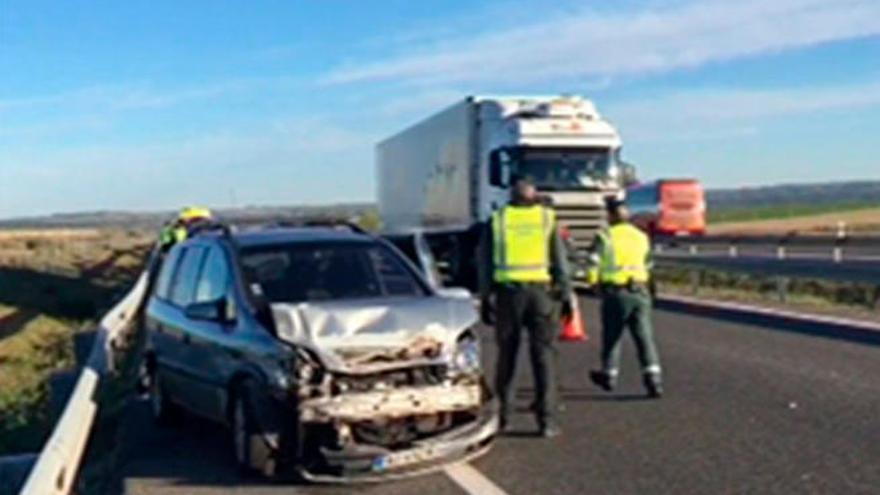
[
  {"x1": 240, "y1": 241, "x2": 426, "y2": 303},
  {"x1": 195, "y1": 246, "x2": 230, "y2": 303},
  {"x1": 155, "y1": 248, "x2": 183, "y2": 300},
  {"x1": 170, "y1": 246, "x2": 207, "y2": 307},
  {"x1": 369, "y1": 245, "x2": 423, "y2": 296}
]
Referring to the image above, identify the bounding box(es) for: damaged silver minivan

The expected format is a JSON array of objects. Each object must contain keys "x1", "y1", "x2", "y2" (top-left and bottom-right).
[{"x1": 144, "y1": 224, "x2": 497, "y2": 481}]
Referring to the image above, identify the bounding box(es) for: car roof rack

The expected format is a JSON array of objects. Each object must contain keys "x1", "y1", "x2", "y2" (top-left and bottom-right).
[
  {"x1": 265, "y1": 218, "x2": 368, "y2": 235},
  {"x1": 190, "y1": 219, "x2": 236, "y2": 238}
]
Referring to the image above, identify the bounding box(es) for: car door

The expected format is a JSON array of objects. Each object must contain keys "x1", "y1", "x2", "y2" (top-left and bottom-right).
[
  {"x1": 160, "y1": 244, "x2": 209, "y2": 414},
  {"x1": 146, "y1": 246, "x2": 186, "y2": 393},
  {"x1": 184, "y1": 244, "x2": 238, "y2": 422}
]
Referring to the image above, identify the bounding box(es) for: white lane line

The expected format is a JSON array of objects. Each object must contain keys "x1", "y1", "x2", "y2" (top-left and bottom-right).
[
  {"x1": 444, "y1": 462, "x2": 509, "y2": 495},
  {"x1": 660, "y1": 294, "x2": 880, "y2": 332}
]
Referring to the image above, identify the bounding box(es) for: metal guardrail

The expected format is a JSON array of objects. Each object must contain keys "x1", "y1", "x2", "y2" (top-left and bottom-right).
[
  {"x1": 14, "y1": 270, "x2": 150, "y2": 495},
  {"x1": 654, "y1": 234, "x2": 880, "y2": 305},
  {"x1": 656, "y1": 232, "x2": 880, "y2": 256}
]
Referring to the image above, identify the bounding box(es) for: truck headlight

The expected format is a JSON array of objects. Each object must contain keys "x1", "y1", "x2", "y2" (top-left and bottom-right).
[{"x1": 451, "y1": 333, "x2": 481, "y2": 374}]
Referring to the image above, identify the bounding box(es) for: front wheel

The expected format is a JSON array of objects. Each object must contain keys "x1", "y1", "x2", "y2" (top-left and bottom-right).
[{"x1": 231, "y1": 380, "x2": 278, "y2": 477}]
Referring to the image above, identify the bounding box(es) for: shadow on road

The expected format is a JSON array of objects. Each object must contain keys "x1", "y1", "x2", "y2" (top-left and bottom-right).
[
  {"x1": 515, "y1": 388, "x2": 651, "y2": 406},
  {"x1": 655, "y1": 298, "x2": 880, "y2": 347}
]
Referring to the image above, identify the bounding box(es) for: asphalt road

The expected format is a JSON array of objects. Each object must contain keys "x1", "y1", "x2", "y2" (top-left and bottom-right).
[{"x1": 114, "y1": 297, "x2": 880, "y2": 494}]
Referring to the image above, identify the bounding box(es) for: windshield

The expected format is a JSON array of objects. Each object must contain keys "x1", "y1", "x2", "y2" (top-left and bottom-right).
[
  {"x1": 241, "y1": 241, "x2": 427, "y2": 303},
  {"x1": 510, "y1": 147, "x2": 615, "y2": 191}
]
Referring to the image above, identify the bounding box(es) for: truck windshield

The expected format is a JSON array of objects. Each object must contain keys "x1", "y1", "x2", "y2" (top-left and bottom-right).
[
  {"x1": 511, "y1": 148, "x2": 614, "y2": 191},
  {"x1": 240, "y1": 241, "x2": 427, "y2": 303}
]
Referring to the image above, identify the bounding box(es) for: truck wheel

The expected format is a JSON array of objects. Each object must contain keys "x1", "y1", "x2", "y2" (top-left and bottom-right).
[
  {"x1": 231, "y1": 380, "x2": 278, "y2": 477},
  {"x1": 150, "y1": 371, "x2": 180, "y2": 426}
]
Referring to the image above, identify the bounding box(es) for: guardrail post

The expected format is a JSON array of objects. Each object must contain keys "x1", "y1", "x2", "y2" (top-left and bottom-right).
[
  {"x1": 689, "y1": 244, "x2": 698, "y2": 256},
  {"x1": 776, "y1": 277, "x2": 789, "y2": 303},
  {"x1": 776, "y1": 245, "x2": 786, "y2": 260},
  {"x1": 833, "y1": 223, "x2": 848, "y2": 263},
  {"x1": 689, "y1": 269, "x2": 700, "y2": 295},
  {"x1": 728, "y1": 243, "x2": 738, "y2": 258},
  {"x1": 872, "y1": 286, "x2": 880, "y2": 311}
]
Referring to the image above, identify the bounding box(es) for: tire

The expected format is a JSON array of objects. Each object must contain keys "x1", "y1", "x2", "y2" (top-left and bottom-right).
[
  {"x1": 231, "y1": 380, "x2": 278, "y2": 477},
  {"x1": 150, "y1": 370, "x2": 180, "y2": 426}
]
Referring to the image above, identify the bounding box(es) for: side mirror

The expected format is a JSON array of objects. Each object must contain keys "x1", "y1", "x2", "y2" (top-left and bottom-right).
[
  {"x1": 184, "y1": 299, "x2": 227, "y2": 322},
  {"x1": 489, "y1": 150, "x2": 505, "y2": 187}
]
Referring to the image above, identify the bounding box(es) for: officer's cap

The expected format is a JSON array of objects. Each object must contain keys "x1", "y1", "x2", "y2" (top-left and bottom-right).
[{"x1": 604, "y1": 196, "x2": 626, "y2": 212}]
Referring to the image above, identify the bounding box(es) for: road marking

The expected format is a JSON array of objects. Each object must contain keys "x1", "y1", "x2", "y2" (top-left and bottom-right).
[
  {"x1": 444, "y1": 462, "x2": 509, "y2": 495},
  {"x1": 660, "y1": 294, "x2": 880, "y2": 332}
]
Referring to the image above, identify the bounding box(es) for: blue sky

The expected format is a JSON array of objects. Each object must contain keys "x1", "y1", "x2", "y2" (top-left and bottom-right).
[{"x1": 1, "y1": 0, "x2": 879, "y2": 218}]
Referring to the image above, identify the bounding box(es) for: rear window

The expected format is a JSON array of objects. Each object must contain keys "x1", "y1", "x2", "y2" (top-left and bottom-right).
[{"x1": 240, "y1": 241, "x2": 426, "y2": 303}]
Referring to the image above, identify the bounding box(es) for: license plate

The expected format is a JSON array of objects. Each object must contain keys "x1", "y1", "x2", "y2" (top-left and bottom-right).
[{"x1": 373, "y1": 446, "x2": 437, "y2": 471}]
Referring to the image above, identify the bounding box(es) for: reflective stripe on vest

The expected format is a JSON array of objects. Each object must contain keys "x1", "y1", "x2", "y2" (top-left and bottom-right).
[
  {"x1": 492, "y1": 205, "x2": 554, "y2": 283},
  {"x1": 598, "y1": 223, "x2": 650, "y2": 285}
]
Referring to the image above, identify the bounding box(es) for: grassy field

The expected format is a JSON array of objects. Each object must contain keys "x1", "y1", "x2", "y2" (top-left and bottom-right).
[
  {"x1": 0, "y1": 228, "x2": 152, "y2": 455},
  {"x1": 654, "y1": 266, "x2": 880, "y2": 323},
  {"x1": 709, "y1": 203, "x2": 880, "y2": 235},
  {"x1": 709, "y1": 201, "x2": 880, "y2": 224}
]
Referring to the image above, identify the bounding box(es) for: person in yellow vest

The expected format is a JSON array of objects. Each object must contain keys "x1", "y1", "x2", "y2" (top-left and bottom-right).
[
  {"x1": 479, "y1": 178, "x2": 572, "y2": 438},
  {"x1": 589, "y1": 197, "x2": 663, "y2": 398},
  {"x1": 159, "y1": 206, "x2": 213, "y2": 251}
]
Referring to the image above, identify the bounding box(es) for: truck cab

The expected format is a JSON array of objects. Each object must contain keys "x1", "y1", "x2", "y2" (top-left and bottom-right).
[{"x1": 377, "y1": 95, "x2": 634, "y2": 289}]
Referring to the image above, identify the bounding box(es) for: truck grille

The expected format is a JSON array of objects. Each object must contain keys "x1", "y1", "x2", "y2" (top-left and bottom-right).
[{"x1": 554, "y1": 205, "x2": 606, "y2": 251}]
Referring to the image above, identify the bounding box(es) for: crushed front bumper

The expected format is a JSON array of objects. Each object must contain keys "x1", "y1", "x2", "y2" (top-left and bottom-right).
[{"x1": 298, "y1": 400, "x2": 498, "y2": 483}]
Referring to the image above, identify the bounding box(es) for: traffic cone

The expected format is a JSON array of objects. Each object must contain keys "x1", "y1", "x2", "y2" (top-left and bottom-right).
[{"x1": 559, "y1": 293, "x2": 587, "y2": 342}]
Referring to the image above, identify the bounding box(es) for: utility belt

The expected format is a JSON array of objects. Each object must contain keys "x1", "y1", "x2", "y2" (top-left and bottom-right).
[
  {"x1": 600, "y1": 279, "x2": 649, "y2": 294},
  {"x1": 494, "y1": 281, "x2": 551, "y2": 290}
]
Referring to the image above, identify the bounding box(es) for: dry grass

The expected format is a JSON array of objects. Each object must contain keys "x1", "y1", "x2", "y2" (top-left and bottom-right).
[
  {"x1": 0, "y1": 228, "x2": 153, "y2": 454},
  {"x1": 0, "y1": 314, "x2": 79, "y2": 454},
  {"x1": 709, "y1": 207, "x2": 880, "y2": 235},
  {"x1": 655, "y1": 266, "x2": 880, "y2": 324},
  {"x1": 0, "y1": 229, "x2": 102, "y2": 241}
]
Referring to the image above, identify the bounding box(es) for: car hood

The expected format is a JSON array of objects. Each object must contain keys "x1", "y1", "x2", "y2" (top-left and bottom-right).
[{"x1": 270, "y1": 295, "x2": 477, "y2": 373}]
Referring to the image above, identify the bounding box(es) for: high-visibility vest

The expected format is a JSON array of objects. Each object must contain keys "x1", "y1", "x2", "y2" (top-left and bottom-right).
[
  {"x1": 159, "y1": 225, "x2": 188, "y2": 247},
  {"x1": 492, "y1": 205, "x2": 555, "y2": 283},
  {"x1": 598, "y1": 222, "x2": 650, "y2": 285}
]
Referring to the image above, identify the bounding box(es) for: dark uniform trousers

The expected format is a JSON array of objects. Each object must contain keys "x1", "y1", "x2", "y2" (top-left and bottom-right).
[
  {"x1": 600, "y1": 285, "x2": 661, "y2": 375},
  {"x1": 494, "y1": 283, "x2": 559, "y2": 422}
]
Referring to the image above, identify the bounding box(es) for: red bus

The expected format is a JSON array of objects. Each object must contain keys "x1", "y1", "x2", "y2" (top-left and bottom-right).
[{"x1": 626, "y1": 179, "x2": 706, "y2": 236}]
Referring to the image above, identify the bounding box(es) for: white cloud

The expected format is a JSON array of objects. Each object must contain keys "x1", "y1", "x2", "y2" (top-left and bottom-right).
[
  {"x1": 322, "y1": 0, "x2": 880, "y2": 86},
  {"x1": 606, "y1": 79, "x2": 880, "y2": 142}
]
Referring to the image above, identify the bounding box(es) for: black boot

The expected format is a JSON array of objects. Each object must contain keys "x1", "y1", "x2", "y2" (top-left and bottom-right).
[
  {"x1": 644, "y1": 373, "x2": 663, "y2": 399},
  {"x1": 589, "y1": 370, "x2": 616, "y2": 392}
]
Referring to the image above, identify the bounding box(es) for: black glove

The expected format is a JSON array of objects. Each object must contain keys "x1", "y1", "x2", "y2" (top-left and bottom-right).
[
  {"x1": 480, "y1": 297, "x2": 496, "y2": 326},
  {"x1": 560, "y1": 298, "x2": 574, "y2": 320}
]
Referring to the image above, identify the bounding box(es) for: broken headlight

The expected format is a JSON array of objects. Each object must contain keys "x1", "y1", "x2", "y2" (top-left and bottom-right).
[{"x1": 450, "y1": 332, "x2": 481, "y2": 375}]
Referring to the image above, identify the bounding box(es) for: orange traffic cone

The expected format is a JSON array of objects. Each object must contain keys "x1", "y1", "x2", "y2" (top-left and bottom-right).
[{"x1": 559, "y1": 294, "x2": 587, "y2": 342}]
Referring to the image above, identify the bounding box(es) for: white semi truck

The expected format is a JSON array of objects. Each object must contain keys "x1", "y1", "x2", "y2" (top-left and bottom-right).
[{"x1": 377, "y1": 95, "x2": 634, "y2": 288}]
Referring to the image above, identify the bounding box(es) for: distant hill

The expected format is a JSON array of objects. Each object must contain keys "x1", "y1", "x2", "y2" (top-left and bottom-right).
[
  {"x1": 0, "y1": 203, "x2": 376, "y2": 229},
  {"x1": 3, "y1": 180, "x2": 879, "y2": 229},
  {"x1": 707, "y1": 180, "x2": 880, "y2": 210}
]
